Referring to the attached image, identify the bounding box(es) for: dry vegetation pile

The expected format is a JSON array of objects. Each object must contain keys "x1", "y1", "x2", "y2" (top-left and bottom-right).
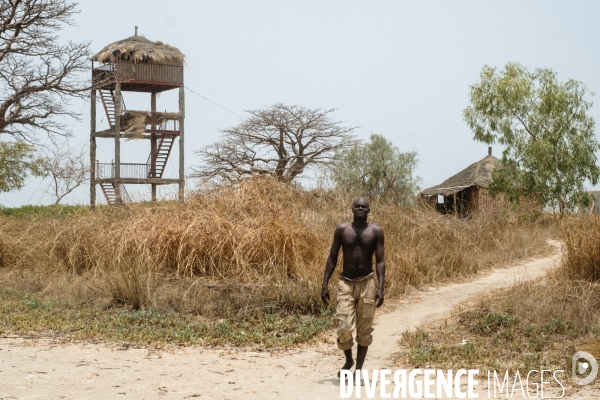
[
  {"x1": 400, "y1": 215, "x2": 600, "y2": 386},
  {"x1": 0, "y1": 178, "x2": 554, "y2": 346}
]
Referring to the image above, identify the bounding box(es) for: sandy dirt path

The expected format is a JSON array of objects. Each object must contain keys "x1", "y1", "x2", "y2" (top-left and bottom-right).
[{"x1": 1, "y1": 240, "x2": 594, "y2": 399}]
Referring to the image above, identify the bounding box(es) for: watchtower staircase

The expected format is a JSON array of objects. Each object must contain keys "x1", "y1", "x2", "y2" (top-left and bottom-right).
[
  {"x1": 99, "y1": 182, "x2": 132, "y2": 205},
  {"x1": 147, "y1": 134, "x2": 175, "y2": 178},
  {"x1": 96, "y1": 91, "x2": 177, "y2": 204},
  {"x1": 98, "y1": 89, "x2": 126, "y2": 128}
]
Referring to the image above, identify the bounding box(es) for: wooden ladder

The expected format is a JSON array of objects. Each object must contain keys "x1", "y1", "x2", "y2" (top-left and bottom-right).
[{"x1": 147, "y1": 135, "x2": 176, "y2": 178}]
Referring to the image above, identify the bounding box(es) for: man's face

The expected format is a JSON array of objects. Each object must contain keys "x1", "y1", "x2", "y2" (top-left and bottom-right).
[{"x1": 352, "y1": 199, "x2": 370, "y2": 219}]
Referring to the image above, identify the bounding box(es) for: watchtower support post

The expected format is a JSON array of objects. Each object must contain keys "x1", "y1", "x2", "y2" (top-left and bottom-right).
[
  {"x1": 114, "y1": 82, "x2": 122, "y2": 203},
  {"x1": 178, "y1": 86, "x2": 185, "y2": 201},
  {"x1": 90, "y1": 87, "x2": 97, "y2": 209},
  {"x1": 151, "y1": 92, "x2": 157, "y2": 201}
]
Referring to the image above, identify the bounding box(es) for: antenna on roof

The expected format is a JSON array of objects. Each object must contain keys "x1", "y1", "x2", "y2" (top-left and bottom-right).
[
  {"x1": 488, "y1": 146, "x2": 492, "y2": 156},
  {"x1": 135, "y1": 26, "x2": 138, "y2": 36}
]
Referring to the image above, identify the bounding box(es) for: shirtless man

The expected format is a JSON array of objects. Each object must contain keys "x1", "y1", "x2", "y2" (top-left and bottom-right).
[{"x1": 321, "y1": 197, "x2": 385, "y2": 378}]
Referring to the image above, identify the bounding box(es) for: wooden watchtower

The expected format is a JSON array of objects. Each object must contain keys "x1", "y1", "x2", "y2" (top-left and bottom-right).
[{"x1": 90, "y1": 29, "x2": 185, "y2": 205}]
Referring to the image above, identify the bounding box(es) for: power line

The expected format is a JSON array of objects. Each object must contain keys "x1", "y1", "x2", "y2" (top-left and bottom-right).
[
  {"x1": 36, "y1": 189, "x2": 46, "y2": 205},
  {"x1": 71, "y1": 99, "x2": 87, "y2": 132},
  {"x1": 25, "y1": 177, "x2": 46, "y2": 205},
  {"x1": 184, "y1": 86, "x2": 244, "y2": 119}
]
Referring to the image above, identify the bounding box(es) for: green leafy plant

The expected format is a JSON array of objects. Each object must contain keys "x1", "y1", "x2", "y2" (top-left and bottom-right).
[
  {"x1": 464, "y1": 63, "x2": 600, "y2": 214},
  {"x1": 329, "y1": 134, "x2": 420, "y2": 206}
]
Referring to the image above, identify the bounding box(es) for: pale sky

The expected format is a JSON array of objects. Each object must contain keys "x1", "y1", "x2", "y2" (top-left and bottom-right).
[{"x1": 2, "y1": 1, "x2": 600, "y2": 206}]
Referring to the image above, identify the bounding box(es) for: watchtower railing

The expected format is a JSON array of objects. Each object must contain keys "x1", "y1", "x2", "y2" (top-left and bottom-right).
[
  {"x1": 95, "y1": 161, "x2": 150, "y2": 179},
  {"x1": 92, "y1": 61, "x2": 184, "y2": 86},
  {"x1": 146, "y1": 118, "x2": 179, "y2": 133}
]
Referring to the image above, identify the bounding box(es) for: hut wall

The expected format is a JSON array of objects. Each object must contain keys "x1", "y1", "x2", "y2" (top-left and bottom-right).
[
  {"x1": 519, "y1": 194, "x2": 539, "y2": 214},
  {"x1": 471, "y1": 186, "x2": 480, "y2": 213},
  {"x1": 477, "y1": 189, "x2": 539, "y2": 215}
]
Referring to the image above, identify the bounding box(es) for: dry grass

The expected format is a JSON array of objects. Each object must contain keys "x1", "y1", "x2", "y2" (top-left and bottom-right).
[
  {"x1": 0, "y1": 177, "x2": 556, "y2": 346},
  {"x1": 399, "y1": 280, "x2": 599, "y2": 374},
  {"x1": 121, "y1": 111, "x2": 149, "y2": 138},
  {"x1": 399, "y1": 214, "x2": 600, "y2": 386},
  {"x1": 121, "y1": 111, "x2": 181, "y2": 138},
  {"x1": 560, "y1": 215, "x2": 600, "y2": 281}
]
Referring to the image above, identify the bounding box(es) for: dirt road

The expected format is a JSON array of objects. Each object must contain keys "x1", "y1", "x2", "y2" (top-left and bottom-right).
[{"x1": 1, "y1": 240, "x2": 594, "y2": 399}]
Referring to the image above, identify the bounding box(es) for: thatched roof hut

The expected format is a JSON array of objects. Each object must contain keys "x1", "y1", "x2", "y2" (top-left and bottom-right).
[
  {"x1": 420, "y1": 148, "x2": 512, "y2": 216},
  {"x1": 91, "y1": 33, "x2": 184, "y2": 65},
  {"x1": 422, "y1": 150, "x2": 541, "y2": 216},
  {"x1": 421, "y1": 153, "x2": 503, "y2": 197}
]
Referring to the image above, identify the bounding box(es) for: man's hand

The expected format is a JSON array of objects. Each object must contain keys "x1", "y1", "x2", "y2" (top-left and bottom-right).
[
  {"x1": 321, "y1": 286, "x2": 330, "y2": 305},
  {"x1": 375, "y1": 288, "x2": 384, "y2": 308}
]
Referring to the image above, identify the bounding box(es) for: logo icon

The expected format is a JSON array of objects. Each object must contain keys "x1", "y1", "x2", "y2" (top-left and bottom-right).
[{"x1": 572, "y1": 351, "x2": 598, "y2": 386}]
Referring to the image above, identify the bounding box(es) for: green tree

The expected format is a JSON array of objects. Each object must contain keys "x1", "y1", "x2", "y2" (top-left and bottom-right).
[
  {"x1": 0, "y1": 141, "x2": 45, "y2": 192},
  {"x1": 329, "y1": 134, "x2": 420, "y2": 206},
  {"x1": 464, "y1": 63, "x2": 600, "y2": 213}
]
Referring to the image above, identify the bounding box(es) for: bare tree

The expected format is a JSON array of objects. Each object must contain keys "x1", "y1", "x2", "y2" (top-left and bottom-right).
[
  {"x1": 41, "y1": 141, "x2": 88, "y2": 204},
  {"x1": 0, "y1": 0, "x2": 90, "y2": 141},
  {"x1": 192, "y1": 103, "x2": 358, "y2": 184}
]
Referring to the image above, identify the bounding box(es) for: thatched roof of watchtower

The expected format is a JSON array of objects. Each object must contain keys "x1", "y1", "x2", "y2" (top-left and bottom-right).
[
  {"x1": 91, "y1": 33, "x2": 184, "y2": 64},
  {"x1": 421, "y1": 154, "x2": 503, "y2": 196}
]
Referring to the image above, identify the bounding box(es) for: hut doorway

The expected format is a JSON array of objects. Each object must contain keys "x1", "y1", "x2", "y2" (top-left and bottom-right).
[{"x1": 435, "y1": 187, "x2": 476, "y2": 217}]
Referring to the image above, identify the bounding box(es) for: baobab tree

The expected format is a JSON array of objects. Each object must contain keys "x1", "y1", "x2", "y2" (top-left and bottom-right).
[{"x1": 192, "y1": 103, "x2": 358, "y2": 184}]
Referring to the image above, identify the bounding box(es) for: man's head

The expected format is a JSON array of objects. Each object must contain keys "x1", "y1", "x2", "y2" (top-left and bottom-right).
[{"x1": 352, "y1": 197, "x2": 370, "y2": 221}]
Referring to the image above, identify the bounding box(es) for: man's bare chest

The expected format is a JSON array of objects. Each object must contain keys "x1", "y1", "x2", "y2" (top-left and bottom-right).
[{"x1": 341, "y1": 228, "x2": 376, "y2": 248}]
